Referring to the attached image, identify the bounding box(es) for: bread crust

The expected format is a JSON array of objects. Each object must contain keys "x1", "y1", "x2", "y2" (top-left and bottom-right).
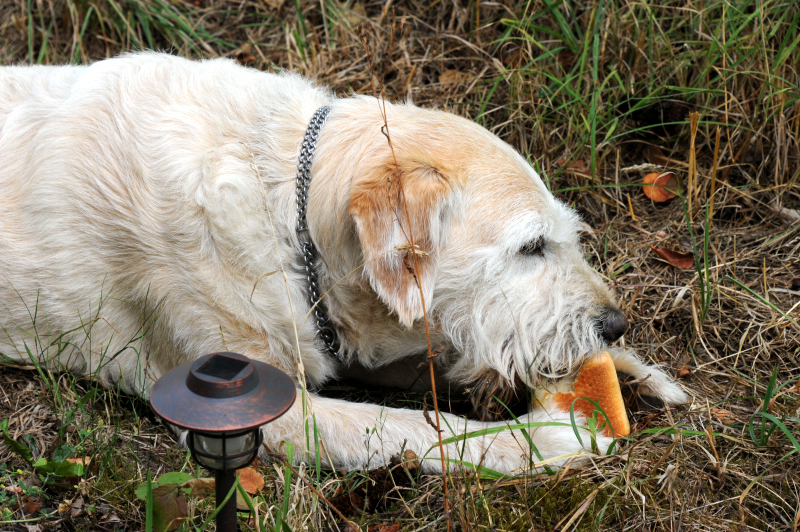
[{"x1": 535, "y1": 351, "x2": 631, "y2": 438}]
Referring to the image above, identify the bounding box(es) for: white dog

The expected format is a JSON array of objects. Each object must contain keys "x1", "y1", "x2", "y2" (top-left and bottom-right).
[{"x1": 0, "y1": 53, "x2": 687, "y2": 475}]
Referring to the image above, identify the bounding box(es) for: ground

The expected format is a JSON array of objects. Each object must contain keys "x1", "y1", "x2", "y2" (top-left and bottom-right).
[{"x1": 1, "y1": 0, "x2": 799, "y2": 531}]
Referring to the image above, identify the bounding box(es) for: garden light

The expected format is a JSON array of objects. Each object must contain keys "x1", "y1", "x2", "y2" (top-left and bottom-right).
[{"x1": 150, "y1": 352, "x2": 296, "y2": 531}]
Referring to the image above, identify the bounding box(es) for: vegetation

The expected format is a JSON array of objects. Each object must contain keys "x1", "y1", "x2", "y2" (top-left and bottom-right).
[{"x1": 1, "y1": 0, "x2": 799, "y2": 530}]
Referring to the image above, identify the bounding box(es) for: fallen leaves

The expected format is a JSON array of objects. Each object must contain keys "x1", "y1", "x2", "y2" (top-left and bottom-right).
[
  {"x1": 150, "y1": 484, "x2": 188, "y2": 532},
  {"x1": 712, "y1": 408, "x2": 741, "y2": 424},
  {"x1": 368, "y1": 524, "x2": 401, "y2": 532},
  {"x1": 650, "y1": 245, "x2": 694, "y2": 269},
  {"x1": 401, "y1": 450, "x2": 420, "y2": 472},
  {"x1": 236, "y1": 467, "x2": 265, "y2": 510},
  {"x1": 678, "y1": 366, "x2": 692, "y2": 379},
  {"x1": 438, "y1": 69, "x2": 465, "y2": 85},
  {"x1": 133, "y1": 468, "x2": 269, "y2": 526},
  {"x1": 237, "y1": 467, "x2": 264, "y2": 494},
  {"x1": 557, "y1": 158, "x2": 591, "y2": 178},
  {"x1": 644, "y1": 145, "x2": 671, "y2": 166},
  {"x1": 23, "y1": 496, "x2": 41, "y2": 514},
  {"x1": 181, "y1": 477, "x2": 215, "y2": 498},
  {"x1": 643, "y1": 172, "x2": 680, "y2": 202}
]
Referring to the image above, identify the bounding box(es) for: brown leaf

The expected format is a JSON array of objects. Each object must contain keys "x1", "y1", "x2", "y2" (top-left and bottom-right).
[
  {"x1": 181, "y1": 477, "x2": 215, "y2": 498},
  {"x1": 438, "y1": 69, "x2": 464, "y2": 85},
  {"x1": 402, "y1": 450, "x2": 420, "y2": 471},
  {"x1": 235, "y1": 52, "x2": 256, "y2": 66},
  {"x1": 500, "y1": 46, "x2": 522, "y2": 67},
  {"x1": 712, "y1": 408, "x2": 739, "y2": 424},
  {"x1": 369, "y1": 524, "x2": 401, "y2": 532},
  {"x1": 678, "y1": 366, "x2": 691, "y2": 379},
  {"x1": 557, "y1": 50, "x2": 575, "y2": 69},
  {"x1": 642, "y1": 172, "x2": 679, "y2": 202},
  {"x1": 151, "y1": 484, "x2": 188, "y2": 532},
  {"x1": 65, "y1": 456, "x2": 91, "y2": 467},
  {"x1": 23, "y1": 496, "x2": 41, "y2": 514},
  {"x1": 644, "y1": 145, "x2": 671, "y2": 166},
  {"x1": 237, "y1": 467, "x2": 264, "y2": 495},
  {"x1": 650, "y1": 245, "x2": 694, "y2": 269},
  {"x1": 557, "y1": 158, "x2": 590, "y2": 178},
  {"x1": 70, "y1": 495, "x2": 84, "y2": 518}
]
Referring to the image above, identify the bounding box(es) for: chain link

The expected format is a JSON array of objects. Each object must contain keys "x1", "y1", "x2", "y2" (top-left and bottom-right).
[{"x1": 295, "y1": 106, "x2": 341, "y2": 358}]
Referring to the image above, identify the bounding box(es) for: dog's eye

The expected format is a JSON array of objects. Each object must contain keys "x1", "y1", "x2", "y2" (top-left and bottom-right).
[{"x1": 519, "y1": 238, "x2": 545, "y2": 256}]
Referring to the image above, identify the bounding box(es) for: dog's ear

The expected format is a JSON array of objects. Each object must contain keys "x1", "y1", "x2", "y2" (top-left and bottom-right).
[{"x1": 349, "y1": 160, "x2": 452, "y2": 328}]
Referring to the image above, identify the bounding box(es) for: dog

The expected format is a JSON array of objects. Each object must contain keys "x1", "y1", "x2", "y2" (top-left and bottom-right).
[{"x1": 0, "y1": 53, "x2": 688, "y2": 475}]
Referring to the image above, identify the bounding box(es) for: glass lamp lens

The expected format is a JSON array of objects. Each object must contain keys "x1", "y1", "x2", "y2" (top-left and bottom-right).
[{"x1": 193, "y1": 430, "x2": 257, "y2": 471}]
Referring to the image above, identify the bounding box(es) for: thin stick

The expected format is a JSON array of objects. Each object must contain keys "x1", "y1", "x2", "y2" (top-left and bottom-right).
[{"x1": 360, "y1": 24, "x2": 451, "y2": 532}]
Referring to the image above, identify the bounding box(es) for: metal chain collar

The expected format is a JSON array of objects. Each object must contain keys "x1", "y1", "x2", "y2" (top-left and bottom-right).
[{"x1": 295, "y1": 106, "x2": 341, "y2": 359}]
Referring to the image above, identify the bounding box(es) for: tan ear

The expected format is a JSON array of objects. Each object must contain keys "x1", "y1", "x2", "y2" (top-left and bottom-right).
[{"x1": 349, "y1": 160, "x2": 452, "y2": 328}]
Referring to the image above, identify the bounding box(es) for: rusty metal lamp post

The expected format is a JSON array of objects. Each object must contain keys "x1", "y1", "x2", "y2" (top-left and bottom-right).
[{"x1": 150, "y1": 352, "x2": 296, "y2": 532}]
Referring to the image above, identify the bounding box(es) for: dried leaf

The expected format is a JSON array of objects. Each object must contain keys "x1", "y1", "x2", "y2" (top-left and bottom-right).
[
  {"x1": 644, "y1": 145, "x2": 670, "y2": 166},
  {"x1": 369, "y1": 524, "x2": 401, "y2": 532},
  {"x1": 23, "y1": 496, "x2": 41, "y2": 514},
  {"x1": 70, "y1": 495, "x2": 84, "y2": 518},
  {"x1": 556, "y1": 50, "x2": 575, "y2": 69},
  {"x1": 402, "y1": 450, "x2": 420, "y2": 471},
  {"x1": 151, "y1": 484, "x2": 188, "y2": 532},
  {"x1": 438, "y1": 69, "x2": 464, "y2": 85},
  {"x1": 678, "y1": 366, "x2": 691, "y2": 379},
  {"x1": 650, "y1": 245, "x2": 694, "y2": 269},
  {"x1": 237, "y1": 467, "x2": 264, "y2": 495},
  {"x1": 181, "y1": 477, "x2": 215, "y2": 498},
  {"x1": 642, "y1": 172, "x2": 679, "y2": 202},
  {"x1": 712, "y1": 408, "x2": 738, "y2": 424},
  {"x1": 500, "y1": 46, "x2": 521, "y2": 67},
  {"x1": 235, "y1": 52, "x2": 256, "y2": 66},
  {"x1": 557, "y1": 158, "x2": 590, "y2": 178},
  {"x1": 65, "y1": 456, "x2": 91, "y2": 467}
]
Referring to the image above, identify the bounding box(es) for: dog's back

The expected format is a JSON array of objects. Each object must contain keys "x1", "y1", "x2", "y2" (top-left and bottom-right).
[
  {"x1": 0, "y1": 54, "x2": 327, "y2": 387},
  {"x1": 0, "y1": 64, "x2": 85, "y2": 131}
]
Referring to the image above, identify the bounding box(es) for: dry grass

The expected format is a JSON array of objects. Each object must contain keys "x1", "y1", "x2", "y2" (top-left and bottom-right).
[{"x1": 1, "y1": 0, "x2": 799, "y2": 531}]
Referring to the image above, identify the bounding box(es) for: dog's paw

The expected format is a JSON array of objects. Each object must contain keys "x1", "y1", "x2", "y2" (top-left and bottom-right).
[
  {"x1": 507, "y1": 410, "x2": 615, "y2": 468},
  {"x1": 608, "y1": 348, "x2": 689, "y2": 406}
]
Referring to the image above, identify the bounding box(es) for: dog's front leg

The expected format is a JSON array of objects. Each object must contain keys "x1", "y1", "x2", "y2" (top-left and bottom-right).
[{"x1": 261, "y1": 392, "x2": 613, "y2": 475}]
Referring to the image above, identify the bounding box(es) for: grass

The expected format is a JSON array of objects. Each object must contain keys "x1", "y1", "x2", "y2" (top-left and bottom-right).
[{"x1": 1, "y1": 0, "x2": 800, "y2": 530}]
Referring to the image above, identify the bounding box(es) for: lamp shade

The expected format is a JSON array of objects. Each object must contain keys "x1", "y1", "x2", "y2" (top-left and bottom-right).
[{"x1": 149, "y1": 352, "x2": 296, "y2": 434}]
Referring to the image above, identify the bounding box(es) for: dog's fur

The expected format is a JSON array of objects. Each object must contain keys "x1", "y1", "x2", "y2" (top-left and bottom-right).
[{"x1": 0, "y1": 53, "x2": 687, "y2": 474}]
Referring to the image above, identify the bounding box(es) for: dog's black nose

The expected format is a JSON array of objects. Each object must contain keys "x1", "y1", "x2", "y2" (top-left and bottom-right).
[{"x1": 601, "y1": 308, "x2": 628, "y2": 342}]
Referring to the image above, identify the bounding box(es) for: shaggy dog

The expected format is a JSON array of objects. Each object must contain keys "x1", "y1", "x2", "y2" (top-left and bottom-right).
[{"x1": 0, "y1": 53, "x2": 687, "y2": 475}]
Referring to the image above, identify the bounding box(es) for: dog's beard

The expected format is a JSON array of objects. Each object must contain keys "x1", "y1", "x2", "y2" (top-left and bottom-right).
[{"x1": 438, "y1": 290, "x2": 609, "y2": 408}]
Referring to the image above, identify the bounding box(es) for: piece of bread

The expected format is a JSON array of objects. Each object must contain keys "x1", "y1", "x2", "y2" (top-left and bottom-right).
[{"x1": 533, "y1": 351, "x2": 630, "y2": 438}]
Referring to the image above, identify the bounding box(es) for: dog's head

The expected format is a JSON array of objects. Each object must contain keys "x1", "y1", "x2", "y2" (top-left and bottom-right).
[{"x1": 313, "y1": 98, "x2": 626, "y2": 410}]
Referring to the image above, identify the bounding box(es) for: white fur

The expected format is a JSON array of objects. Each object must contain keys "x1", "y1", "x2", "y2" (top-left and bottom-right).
[{"x1": 0, "y1": 53, "x2": 687, "y2": 475}]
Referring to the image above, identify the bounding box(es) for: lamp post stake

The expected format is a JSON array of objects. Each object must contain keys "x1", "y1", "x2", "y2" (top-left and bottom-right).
[
  {"x1": 216, "y1": 469, "x2": 238, "y2": 532},
  {"x1": 149, "y1": 352, "x2": 296, "y2": 532}
]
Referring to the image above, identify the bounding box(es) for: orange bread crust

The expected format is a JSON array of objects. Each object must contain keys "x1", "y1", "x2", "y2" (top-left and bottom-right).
[{"x1": 549, "y1": 351, "x2": 631, "y2": 438}]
